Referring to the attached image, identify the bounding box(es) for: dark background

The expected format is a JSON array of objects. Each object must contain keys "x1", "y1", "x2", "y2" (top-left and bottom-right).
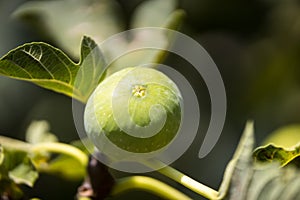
[{"x1": 1, "y1": 0, "x2": 300, "y2": 199}]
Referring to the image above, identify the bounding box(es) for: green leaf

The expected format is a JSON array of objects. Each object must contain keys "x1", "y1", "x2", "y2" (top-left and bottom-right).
[
  {"x1": 74, "y1": 36, "x2": 107, "y2": 102},
  {"x1": 253, "y1": 144, "x2": 300, "y2": 167},
  {"x1": 0, "y1": 36, "x2": 106, "y2": 103},
  {"x1": 262, "y1": 124, "x2": 300, "y2": 148},
  {"x1": 0, "y1": 149, "x2": 28, "y2": 172},
  {"x1": 131, "y1": 0, "x2": 179, "y2": 28},
  {"x1": 0, "y1": 147, "x2": 38, "y2": 187},
  {"x1": 0, "y1": 145, "x2": 4, "y2": 166},
  {"x1": 105, "y1": 9, "x2": 185, "y2": 77},
  {"x1": 218, "y1": 122, "x2": 300, "y2": 200},
  {"x1": 3, "y1": 0, "x2": 184, "y2": 101},
  {"x1": 238, "y1": 164, "x2": 300, "y2": 200},
  {"x1": 13, "y1": 0, "x2": 123, "y2": 59},
  {"x1": 26, "y1": 120, "x2": 58, "y2": 144},
  {"x1": 162, "y1": 9, "x2": 186, "y2": 30},
  {"x1": 8, "y1": 162, "x2": 38, "y2": 187},
  {"x1": 0, "y1": 146, "x2": 3, "y2": 180},
  {"x1": 218, "y1": 121, "x2": 255, "y2": 199},
  {"x1": 13, "y1": 0, "x2": 185, "y2": 85},
  {"x1": 0, "y1": 135, "x2": 88, "y2": 181}
]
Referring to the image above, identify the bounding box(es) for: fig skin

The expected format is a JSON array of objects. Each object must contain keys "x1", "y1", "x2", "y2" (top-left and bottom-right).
[{"x1": 84, "y1": 67, "x2": 182, "y2": 153}]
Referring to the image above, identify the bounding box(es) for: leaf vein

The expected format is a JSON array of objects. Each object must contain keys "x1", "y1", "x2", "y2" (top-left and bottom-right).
[{"x1": 21, "y1": 48, "x2": 55, "y2": 79}]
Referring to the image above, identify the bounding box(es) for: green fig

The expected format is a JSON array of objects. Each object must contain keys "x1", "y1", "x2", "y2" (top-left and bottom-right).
[{"x1": 84, "y1": 67, "x2": 182, "y2": 154}]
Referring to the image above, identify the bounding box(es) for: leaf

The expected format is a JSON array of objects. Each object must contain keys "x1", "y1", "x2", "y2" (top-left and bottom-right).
[
  {"x1": 239, "y1": 164, "x2": 300, "y2": 200},
  {"x1": 26, "y1": 120, "x2": 58, "y2": 144},
  {"x1": 262, "y1": 124, "x2": 300, "y2": 148},
  {"x1": 131, "y1": 0, "x2": 179, "y2": 28},
  {"x1": 13, "y1": 0, "x2": 185, "y2": 85},
  {"x1": 3, "y1": 0, "x2": 184, "y2": 101},
  {"x1": 0, "y1": 145, "x2": 4, "y2": 166},
  {"x1": 13, "y1": 0, "x2": 124, "y2": 59},
  {"x1": 218, "y1": 122, "x2": 300, "y2": 200},
  {"x1": 253, "y1": 144, "x2": 300, "y2": 167},
  {"x1": 0, "y1": 36, "x2": 106, "y2": 103},
  {"x1": 0, "y1": 149, "x2": 28, "y2": 172},
  {"x1": 218, "y1": 121, "x2": 255, "y2": 199},
  {"x1": 74, "y1": 36, "x2": 107, "y2": 102},
  {"x1": 0, "y1": 146, "x2": 3, "y2": 180},
  {"x1": 162, "y1": 9, "x2": 186, "y2": 30},
  {"x1": 0, "y1": 135, "x2": 88, "y2": 181},
  {"x1": 104, "y1": 9, "x2": 185, "y2": 77},
  {"x1": 8, "y1": 162, "x2": 38, "y2": 187},
  {"x1": 0, "y1": 148, "x2": 38, "y2": 187}
]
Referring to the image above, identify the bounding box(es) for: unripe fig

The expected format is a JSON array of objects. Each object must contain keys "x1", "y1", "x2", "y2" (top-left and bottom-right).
[{"x1": 84, "y1": 67, "x2": 182, "y2": 155}]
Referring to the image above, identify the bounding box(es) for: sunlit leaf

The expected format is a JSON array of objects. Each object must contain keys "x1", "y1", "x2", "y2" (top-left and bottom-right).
[
  {"x1": 0, "y1": 145, "x2": 4, "y2": 166},
  {"x1": 26, "y1": 120, "x2": 58, "y2": 144},
  {"x1": 8, "y1": 162, "x2": 38, "y2": 187},
  {"x1": 162, "y1": 10, "x2": 185, "y2": 30},
  {"x1": 12, "y1": 0, "x2": 185, "y2": 84},
  {"x1": 218, "y1": 121, "x2": 255, "y2": 199},
  {"x1": 105, "y1": 9, "x2": 185, "y2": 77},
  {"x1": 0, "y1": 148, "x2": 38, "y2": 187},
  {"x1": 131, "y1": 0, "x2": 179, "y2": 28},
  {"x1": 219, "y1": 122, "x2": 300, "y2": 200},
  {"x1": 0, "y1": 135, "x2": 88, "y2": 181},
  {"x1": 262, "y1": 124, "x2": 300, "y2": 148},
  {"x1": 253, "y1": 144, "x2": 300, "y2": 167},
  {"x1": 0, "y1": 36, "x2": 106, "y2": 103},
  {"x1": 13, "y1": 0, "x2": 123, "y2": 58}
]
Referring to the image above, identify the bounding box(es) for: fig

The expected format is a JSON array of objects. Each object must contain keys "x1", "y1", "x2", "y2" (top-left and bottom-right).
[{"x1": 84, "y1": 67, "x2": 182, "y2": 155}]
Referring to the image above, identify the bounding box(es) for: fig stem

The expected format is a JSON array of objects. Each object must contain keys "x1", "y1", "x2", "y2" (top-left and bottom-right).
[
  {"x1": 111, "y1": 176, "x2": 192, "y2": 200},
  {"x1": 0, "y1": 135, "x2": 88, "y2": 167},
  {"x1": 143, "y1": 159, "x2": 219, "y2": 200},
  {"x1": 31, "y1": 142, "x2": 88, "y2": 167}
]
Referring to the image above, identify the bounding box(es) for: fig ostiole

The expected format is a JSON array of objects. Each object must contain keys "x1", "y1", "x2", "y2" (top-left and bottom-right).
[{"x1": 84, "y1": 67, "x2": 182, "y2": 159}]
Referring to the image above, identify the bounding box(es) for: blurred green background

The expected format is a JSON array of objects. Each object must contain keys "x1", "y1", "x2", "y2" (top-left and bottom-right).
[{"x1": 0, "y1": 0, "x2": 300, "y2": 199}]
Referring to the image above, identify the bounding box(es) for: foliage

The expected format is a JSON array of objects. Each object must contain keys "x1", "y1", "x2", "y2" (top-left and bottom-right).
[
  {"x1": 0, "y1": 36, "x2": 105, "y2": 103},
  {"x1": 0, "y1": 0, "x2": 184, "y2": 103},
  {"x1": 0, "y1": 121, "x2": 88, "y2": 199},
  {"x1": 219, "y1": 122, "x2": 300, "y2": 200},
  {"x1": 0, "y1": 0, "x2": 299, "y2": 199},
  {"x1": 261, "y1": 125, "x2": 300, "y2": 148}
]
